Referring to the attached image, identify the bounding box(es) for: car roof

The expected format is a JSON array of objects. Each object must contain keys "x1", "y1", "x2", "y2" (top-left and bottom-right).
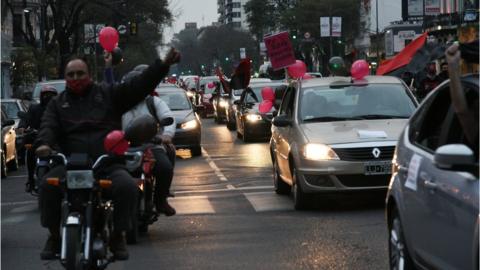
[
  {"x1": 156, "y1": 86, "x2": 185, "y2": 94},
  {"x1": 248, "y1": 82, "x2": 286, "y2": 88},
  {"x1": 1, "y1": 98, "x2": 21, "y2": 102},
  {"x1": 300, "y1": 75, "x2": 403, "y2": 88}
]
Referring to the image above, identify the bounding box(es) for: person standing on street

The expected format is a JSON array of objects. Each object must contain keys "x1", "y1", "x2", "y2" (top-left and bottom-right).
[{"x1": 35, "y1": 48, "x2": 180, "y2": 260}]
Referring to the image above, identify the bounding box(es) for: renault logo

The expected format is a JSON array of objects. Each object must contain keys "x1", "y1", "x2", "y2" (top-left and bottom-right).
[{"x1": 372, "y1": 148, "x2": 381, "y2": 158}]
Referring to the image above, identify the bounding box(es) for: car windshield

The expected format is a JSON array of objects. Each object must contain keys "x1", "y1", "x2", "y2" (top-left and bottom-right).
[
  {"x1": 158, "y1": 92, "x2": 191, "y2": 111},
  {"x1": 300, "y1": 84, "x2": 416, "y2": 122},
  {"x1": 1, "y1": 102, "x2": 21, "y2": 119},
  {"x1": 33, "y1": 81, "x2": 66, "y2": 100}
]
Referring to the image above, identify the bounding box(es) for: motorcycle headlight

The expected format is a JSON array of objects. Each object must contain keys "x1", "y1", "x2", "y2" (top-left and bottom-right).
[
  {"x1": 246, "y1": 114, "x2": 262, "y2": 122},
  {"x1": 219, "y1": 100, "x2": 228, "y2": 108},
  {"x1": 303, "y1": 144, "x2": 339, "y2": 161},
  {"x1": 181, "y1": 119, "x2": 198, "y2": 130}
]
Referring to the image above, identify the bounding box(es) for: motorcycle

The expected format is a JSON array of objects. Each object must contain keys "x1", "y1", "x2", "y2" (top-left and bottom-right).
[
  {"x1": 124, "y1": 117, "x2": 174, "y2": 244},
  {"x1": 38, "y1": 115, "x2": 158, "y2": 270}
]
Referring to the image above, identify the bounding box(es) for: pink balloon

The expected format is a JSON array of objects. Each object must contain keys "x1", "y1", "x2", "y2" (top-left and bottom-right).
[
  {"x1": 99, "y1": 27, "x2": 119, "y2": 52},
  {"x1": 259, "y1": 100, "x2": 274, "y2": 114},
  {"x1": 302, "y1": 73, "x2": 313, "y2": 79},
  {"x1": 207, "y1": 82, "x2": 215, "y2": 89},
  {"x1": 287, "y1": 60, "x2": 307, "y2": 79},
  {"x1": 261, "y1": 87, "x2": 274, "y2": 102},
  {"x1": 351, "y1": 60, "x2": 370, "y2": 80}
]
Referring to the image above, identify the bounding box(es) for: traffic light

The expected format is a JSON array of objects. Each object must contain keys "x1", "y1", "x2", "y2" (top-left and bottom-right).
[{"x1": 130, "y1": 22, "x2": 137, "y2": 35}]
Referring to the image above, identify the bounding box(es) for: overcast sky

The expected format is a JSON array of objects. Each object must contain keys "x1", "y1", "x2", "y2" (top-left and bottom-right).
[{"x1": 163, "y1": 0, "x2": 219, "y2": 45}]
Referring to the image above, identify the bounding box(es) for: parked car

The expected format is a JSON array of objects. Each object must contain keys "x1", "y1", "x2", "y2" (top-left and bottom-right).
[
  {"x1": 32, "y1": 80, "x2": 66, "y2": 103},
  {"x1": 235, "y1": 82, "x2": 286, "y2": 142},
  {"x1": 386, "y1": 74, "x2": 479, "y2": 270},
  {"x1": 156, "y1": 85, "x2": 202, "y2": 156},
  {"x1": 0, "y1": 98, "x2": 28, "y2": 127},
  {"x1": 225, "y1": 78, "x2": 273, "y2": 130},
  {"x1": 270, "y1": 76, "x2": 418, "y2": 209},
  {"x1": 1, "y1": 109, "x2": 18, "y2": 177}
]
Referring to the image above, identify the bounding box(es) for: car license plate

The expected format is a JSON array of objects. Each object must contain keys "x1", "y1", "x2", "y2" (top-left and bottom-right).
[{"x1": 364, "y1": 161, "x2": 392, "y2": 175}]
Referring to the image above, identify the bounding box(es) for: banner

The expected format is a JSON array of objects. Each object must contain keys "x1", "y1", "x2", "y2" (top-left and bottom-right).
[
  {"x1": 425, "y1": 0, "x2": 440, "y2": 16},
  {"x1": 263, "y1": 32, "x2": 296, "y2": 70},
  {"x1": 331, "y1": 17, "x2": 342, "y2": 37},
  {"x1": 407, "y1": 0, "x2": 423, "y2": 17},
  {"x1": 320, "y1": 17, "x2": 330, "y2": 37}
]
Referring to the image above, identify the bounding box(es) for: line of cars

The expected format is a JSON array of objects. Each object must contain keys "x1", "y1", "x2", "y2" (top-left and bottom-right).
[{"x1": 266, "y1": 71, "x2": 478, "y2": 270}]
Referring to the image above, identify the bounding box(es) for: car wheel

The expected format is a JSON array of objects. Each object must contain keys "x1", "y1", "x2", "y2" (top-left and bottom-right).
[
  {"x1": 7, "y1": 152, "x2": 18, "y2": 171},
  {"x1": 1, "y1": 152, "x2": 7, "y2": 178},
  {"x1": 389, "y1": 207, "x2": 415, "y2": 270},
  {"x1": 292, "y1": 167, "x2": 311, "y2": 210},
  {"x1": 273, "y1": 157, "x2": 290, "y2": 195},
  {"x1": 191, "y1": 146, "x2": 202, "y2": 157}
]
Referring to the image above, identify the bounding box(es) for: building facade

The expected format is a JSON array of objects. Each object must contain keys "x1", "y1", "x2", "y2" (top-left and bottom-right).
[{"x1": 217, "y1": 0, "x2": 249, "y2": 30}]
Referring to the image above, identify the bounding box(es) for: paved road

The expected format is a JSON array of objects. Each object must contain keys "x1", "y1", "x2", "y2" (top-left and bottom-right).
[{"x1": 1, "y1": 118, "x2": 389, "y2": 270}]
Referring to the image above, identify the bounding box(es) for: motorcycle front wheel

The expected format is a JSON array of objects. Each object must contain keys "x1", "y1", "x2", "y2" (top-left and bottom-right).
[{"x1": 65, "y1": 225, "x2": 83, "y2": 270}]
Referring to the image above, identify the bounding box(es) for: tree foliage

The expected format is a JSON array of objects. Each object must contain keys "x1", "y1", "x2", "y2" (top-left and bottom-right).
[{"x1": 171, "y1": 25, "x2": 258, "y2": 76}]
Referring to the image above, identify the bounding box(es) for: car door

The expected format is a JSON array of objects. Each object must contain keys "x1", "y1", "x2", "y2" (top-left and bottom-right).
[
  {"x1": 273, "y1": 87, "x2": 296, "y2": 183},
  {"x1": 403, "y1": 84, "x2": 479, "y2": 269}
]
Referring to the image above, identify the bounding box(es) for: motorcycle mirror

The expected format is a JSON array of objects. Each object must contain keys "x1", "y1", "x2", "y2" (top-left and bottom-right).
[
  {"x1": 159, "y1": 117, "x2": 174, "y2": 127},
  {"x1": 124, "y1": 114, "x2": 158, "y2": 146}
]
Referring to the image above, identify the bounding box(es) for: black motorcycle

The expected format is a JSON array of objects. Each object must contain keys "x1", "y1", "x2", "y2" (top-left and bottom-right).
[{"x1": 38, "y1": 115, "x2": 158, "y2": 270}]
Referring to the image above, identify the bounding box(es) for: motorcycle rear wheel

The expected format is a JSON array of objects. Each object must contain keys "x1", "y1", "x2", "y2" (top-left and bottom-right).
[{"x1": 65, "y1": 225, "x2": 83, "y2": 270}]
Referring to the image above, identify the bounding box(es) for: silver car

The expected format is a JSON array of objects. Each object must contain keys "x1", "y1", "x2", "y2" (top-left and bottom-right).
[
  {"x1": 270, "y1": 76, "x2": 417, "y2": 209},
  {"x1": 386, "y1": 74, "x2": 479, "y2": 270}
]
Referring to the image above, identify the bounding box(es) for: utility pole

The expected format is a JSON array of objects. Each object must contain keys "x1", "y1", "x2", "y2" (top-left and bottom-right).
[{"x1": 375, "y1": 0, "x2": 380, "y2": 65}]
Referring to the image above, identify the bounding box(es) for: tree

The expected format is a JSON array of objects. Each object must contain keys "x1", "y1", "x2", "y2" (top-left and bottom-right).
[
  {"x1": 244, "y1": 0, "x2": 276, "y2": 41},
  {"x1": 4, "y1": 0, "x2": 172, "y2": 79}
]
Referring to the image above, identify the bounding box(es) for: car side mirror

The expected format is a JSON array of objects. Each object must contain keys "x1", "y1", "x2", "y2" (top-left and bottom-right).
[
  {"x1": 272, "y1": 114, "x2": 291, "y2": 127},
  {"x1": 434, "y1": 144, "x2": 477, "y2": 172},
  {"x1": 2, "y1": 119, "x2": 15, "y2": 127}
]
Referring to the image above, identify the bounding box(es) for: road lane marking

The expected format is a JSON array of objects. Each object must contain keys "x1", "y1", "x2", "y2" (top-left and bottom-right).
[
  {"x1": 169, "y1": 195, "x2": 215, "y2": 215},
  {"x1": 202, "y1": 147, "x2": 230, "y2": 184},
  {"x1": 2, "y1": 215, "x2": 27, "y2": 224},
  {"x1": 10, "y1": 204, "x2": 38, "y2": 213},
  {"x1": 244, "y1": 192, "x2": 293, "y2": 212},
  {"x1": 226, "y1": 184, "x2": 235, "y2": 190},
  {"x1": 1, "y1": 200, "x2": 37, "y2": 207},
  {"x1": 174, "y1": 185, "x2": 273, "y2": 194}
]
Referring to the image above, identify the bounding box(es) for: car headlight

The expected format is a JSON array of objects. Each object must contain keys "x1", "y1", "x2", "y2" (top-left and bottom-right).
[
  {"x1": 219, "y1": 100, "x2": 228, "y2": 108},
  {"x1": 186, "y1": 91, "x2": 194, "y2": 97},
  {"x1": 303, "y1": 144, "x2": 339, "y2": 160},
  {"x1": 181, "y1": 119, "x2": 198, "y2": 130},
  {"x1": 246, "y1": 114, "x2": 262, "y2": 122}
]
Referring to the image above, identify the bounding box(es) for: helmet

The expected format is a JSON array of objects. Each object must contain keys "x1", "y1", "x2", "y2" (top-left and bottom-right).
[{"x1": 40, "y1": 85, "x2": 57, "y2": 96}]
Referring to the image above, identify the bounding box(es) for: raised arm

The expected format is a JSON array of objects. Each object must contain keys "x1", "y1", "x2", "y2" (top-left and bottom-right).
[{"x1": 112, "y1": 48, "x2": 180, "y2": 114}]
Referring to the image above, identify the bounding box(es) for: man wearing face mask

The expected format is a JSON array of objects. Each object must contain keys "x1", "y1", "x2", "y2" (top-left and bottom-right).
[
  {"x1": 35, "y1": 48, "x2": 180, "y2": 260},
  {"x1": 17, "y1": 85, "x2": 58, "y2": 193}
]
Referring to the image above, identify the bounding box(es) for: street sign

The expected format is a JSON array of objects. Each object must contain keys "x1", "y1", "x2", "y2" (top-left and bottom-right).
[
  {"x1": 331, "y1": 17, "x2": 342, "y2": 37},
  {"x1": 263, "y1": 32, "x2": 295, "y2": 70},
  {"x1": 320, "y1": 17, "x2": 330, "y2": 37},
  {"x1": 117, "y1": 25, "x2": 127, "y2": 35},
  {"x1": 239, "y1": 48, "x2": 246, "y2": 59}
]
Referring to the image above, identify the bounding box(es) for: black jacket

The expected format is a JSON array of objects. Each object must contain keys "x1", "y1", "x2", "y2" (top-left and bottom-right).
[
  {"x1": 18, "y1": 103, "x2": 47, "y2": 130},
  {"x1": 36, "y1": 59, "x2": 169, "y2": 159}
]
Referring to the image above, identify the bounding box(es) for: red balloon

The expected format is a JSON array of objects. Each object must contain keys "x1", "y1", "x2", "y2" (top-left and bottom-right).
[
  {"x1": 99, "y1": 27, "x2": 119, "y2": 52},
  {"x1": 104, "y1": 130, "x2": 129, "y2": 155},
  {"x1": 287, "y1": 60, "x2": 307, "y2": 79},
  {"x1": 351, "y1": 60, "x2": 370, "y2": 80},
  {"x1": 261, "y1": 87, "x2": 275, "y2": 102},
  {"x1": 259, "y1": 100, "x2": 274, "y2": 114}
]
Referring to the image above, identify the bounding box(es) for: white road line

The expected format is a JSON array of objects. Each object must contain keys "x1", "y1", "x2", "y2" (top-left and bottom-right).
[
  {"x1": 169, "y1": 195, "x2": 215, "y2": 215},
  {"x1": 174, "y1": 185, "x2": 273, "y2": 194},
  {"x1": 202, "y1": 147, "x2": 231, "y2": 184},
  {"x1": 226, "y1": 184, "x2": 235, "y2": 190},
  {"x1": 10, "y1": 204, "x2": 38, "y2": 213},
  {"x1": 244, "y1": 192, "x2": 293, "y2": 212},
  {"x1": 1, "y1": 200, "x2": 37, "y2": 207}
]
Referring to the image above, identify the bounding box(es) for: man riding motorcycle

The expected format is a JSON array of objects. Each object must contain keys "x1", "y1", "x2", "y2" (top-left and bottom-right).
[
  {"x1": 18, "y1": 85, "x2": 58, "y2": 193},
  {"x1": 121, "y1": 65, "x2": 177, "y2": 216},
  {"x1": 35, "y1": 49, "x2": 180, "y2": 261}
]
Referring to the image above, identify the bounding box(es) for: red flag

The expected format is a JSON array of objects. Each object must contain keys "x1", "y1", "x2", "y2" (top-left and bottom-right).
[
  {"x1": 229, "y1": 58, "x2": 251, "y2": 90},
  {"x1": 376, "y1": 32, "x2": 428, "y2": 75}
]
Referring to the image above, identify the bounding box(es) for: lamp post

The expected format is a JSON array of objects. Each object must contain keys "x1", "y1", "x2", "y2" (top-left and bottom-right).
[{"x1": 375, "y1": 0, "x2": 380, "y2": 65}]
